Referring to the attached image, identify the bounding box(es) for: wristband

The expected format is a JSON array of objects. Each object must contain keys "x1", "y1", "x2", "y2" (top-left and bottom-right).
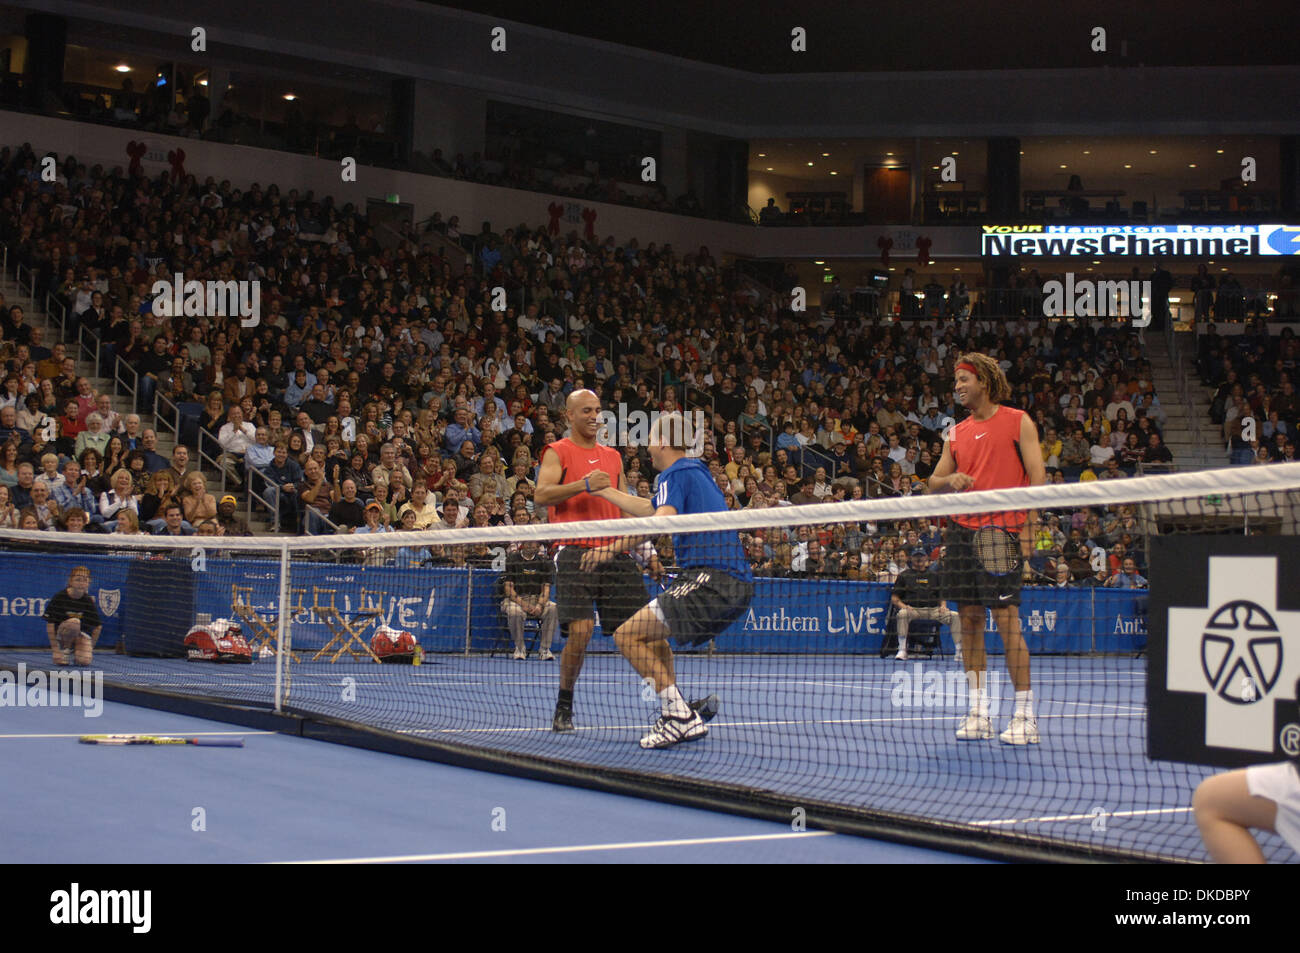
[{"x1": 584, "y1": 477, "x2": 591, "y2": 493}]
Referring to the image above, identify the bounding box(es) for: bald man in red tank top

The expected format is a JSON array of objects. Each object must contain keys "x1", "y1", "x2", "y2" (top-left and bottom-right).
[
  {"x1": 534, "y1": 389, "x2": 647, "y2": 732},
  {"x1": 929, "y1": 352, "x2": 1046, "y2": 746}
]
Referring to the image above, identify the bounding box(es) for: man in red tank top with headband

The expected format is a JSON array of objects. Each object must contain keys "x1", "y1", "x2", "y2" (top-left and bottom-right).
[
  {"x1": 929, "y1": 352, "x2": 1047, "y2": 745},
  {"x1": 534, "y1": 389, "x2": 648, "y2": 732}
]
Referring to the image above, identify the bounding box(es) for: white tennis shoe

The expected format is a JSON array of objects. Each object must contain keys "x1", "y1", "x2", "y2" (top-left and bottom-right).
[
  {"x1": 512, "y1": 649, "x2": 526, "y2": 660},
  {"x1": 999, "y1": 714, "x2": 1040, "y2": 745},
  {"x1": 640, "y1": 711, "x2": 708, "y2": 749},
  {"x1": 955, "y1": 713, "x2": 994, "y2": 740}
]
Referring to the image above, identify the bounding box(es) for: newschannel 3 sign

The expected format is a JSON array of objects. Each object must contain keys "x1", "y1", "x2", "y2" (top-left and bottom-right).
[
  {"x1": 1148, "y1": 535, "x2": 1300, "y2": 769},
  {"x1": 981, "y1": 224, "x2": 1300, "y2": 258}
]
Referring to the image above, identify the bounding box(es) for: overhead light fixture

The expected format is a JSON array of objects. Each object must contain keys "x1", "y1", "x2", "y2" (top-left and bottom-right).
[
  {"x1": 283, "y1": 93, "x2": 297, "y2": 101},
  {"x1": 821, "y1": 152, "x2": 829, "y2": 157},
  {"x1": 114, "y1": 64, "x2": 131, "y2": 73},
  {"x1": 1060, "y1": 164, "x2": 1067, "y2": 169},
  {"x1": 1189, "y1": 163, "x2": 1197, "y2": 168},
  {"x1": 807, "y1": 161, "x2": 814, "y2": 166},
  {"x1": 814, "y1": 260, "x2": 824, "y2": 264},
  {"x1": 951, "y1": 151, "x2": 959, "y2": 156},
  {"x1": 886, "y1": 152, "x2": 894, "y2": 156},
  {"x1": 1124, "y1": 163, "x2": 1132, "y2": 168},
  {"x1": 931, "y1": 166, "x2": 939, "y2": 171},
  {"x1": 1149, "y1": 149, "x2": 1158, "y2": 154},
  {"x1": 198, "y1": 78, "x2": 208, "y2": 86},
  {"x1": 1083, "y1": 150, "x2": 1091, "y2": 155},
  {"x1": 765, "y1": 167, "x2": 773, "y2": 171},
  {"x1": 758, "y1": 153, "x2": 766, "y2": 157},
  {"x1": 1216, "y1": 149, "x2": 1225, "y2": 154},
  {"x1": 829, "y1": 171, "x2": 838, "y2": 175}
]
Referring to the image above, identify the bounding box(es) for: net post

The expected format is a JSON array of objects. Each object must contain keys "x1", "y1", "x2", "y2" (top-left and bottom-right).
[
  {"x1": 274, "y1": 540, "x2": 291, "y2": 713},
  {"x1": 1089, "y1": 586, "x2": 1096, "y2": 654},
  {"x1": 463, "y1": 566, "x2": 473, "y2": 657}
]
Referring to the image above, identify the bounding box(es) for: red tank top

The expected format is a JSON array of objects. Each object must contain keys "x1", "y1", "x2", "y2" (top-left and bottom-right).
[
  {"x1": 543, "y1": 438, "x2": 624, "y2": 547},
  {"x1": 948, "y1": 405, "x2": 1029, "y2": 531}
]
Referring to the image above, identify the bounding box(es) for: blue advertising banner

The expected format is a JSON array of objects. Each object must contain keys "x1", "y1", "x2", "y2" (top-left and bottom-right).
[{"x1": 0, "y1": 552, "x2": 1148, "y2": 656}]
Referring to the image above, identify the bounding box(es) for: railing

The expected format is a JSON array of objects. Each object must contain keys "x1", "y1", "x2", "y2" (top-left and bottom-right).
[{"x1": 1162, "y1": 320, "x2": 1211, "y2": 462}]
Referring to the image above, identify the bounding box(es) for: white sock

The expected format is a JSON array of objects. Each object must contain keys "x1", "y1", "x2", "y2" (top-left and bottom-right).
[
  {"x1": 1015, "y1": 689, "x2": 1035, "y2": 719},
  {"x1": 968, "y1": 671, "x2": 988, "y2": 717},
  {"x1": 659, "y1": 684, "x2": 690, "y2": 718}
]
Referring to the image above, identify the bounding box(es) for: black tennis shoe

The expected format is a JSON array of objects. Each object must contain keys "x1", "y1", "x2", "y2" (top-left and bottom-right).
[
  {"x1": 552, "y1": 707, "x2": 574, "y2": 732},
  {"x1": 689, "y1": 694, "x2": 721, "y2": 723}
]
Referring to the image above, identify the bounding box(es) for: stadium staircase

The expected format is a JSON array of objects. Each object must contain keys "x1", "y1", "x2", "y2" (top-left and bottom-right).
[
  {"x1": 0, "y1": 273, "x2": 275, "y2": 534},
  {"x1": 1142, "y1": 327, "x2": 1224, "y2": 471}
]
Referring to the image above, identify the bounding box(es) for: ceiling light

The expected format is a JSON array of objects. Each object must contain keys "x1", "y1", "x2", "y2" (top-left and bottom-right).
[
  {"x1": 114, "y1": 64, "x2": 131, "y2": 73},
  {"x1": 821, "y1": 152, "x2": 829, "y2": 157},
  {"x1": 1083, "y1": 150, "x2": 1091, "y2": 155},
  {"x1": 283, "y1": 93, "x2": 297, "y2": 101},
  {"x1": 829, "y1": 171, "x2": 838, "y2": 175},
  {"x1": 1216, "y1": 149, "x2": 1225, "y2": 154},
  {"x1": 807, "y1": 162, "x2": 814, "y2": 166},
  {"x1": 1149, "y1": 149, "x2": 1158, "y2": 155},
  {"x1": 1124, "y1": 164, "x2": 1132, "y2": 169},
  {"x1": 886, "y1": 152, "x2": 894, "y2": 156},
  {"x1": 758, "y1": 153, "x2": 766, "y2": 157},
  {"x1": 765, "y1": 167, "x2": 773, "y2": 171},
  {"x1": 1188, "y1": 163, "x2": 1197, "y2": 168}
]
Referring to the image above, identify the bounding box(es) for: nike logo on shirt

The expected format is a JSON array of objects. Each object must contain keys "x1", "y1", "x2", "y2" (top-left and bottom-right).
[
  {"x1": 588, "y1": 458, "x2": 599, "y2": 464},
  {"x1": 975, "y1": 433, "x2": 987, "y2": 440}
]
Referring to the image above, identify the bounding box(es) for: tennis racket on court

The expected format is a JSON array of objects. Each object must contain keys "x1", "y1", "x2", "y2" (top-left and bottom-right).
[
  {"x1": 972, "y1": 525, "x2": 1023, "y2": 577},
  {"x1": 79, "y1": 734, "x2": 245, "y2": 747}
]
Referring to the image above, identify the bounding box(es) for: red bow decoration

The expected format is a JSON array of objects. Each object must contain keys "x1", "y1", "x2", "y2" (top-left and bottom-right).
[
  {"x1": 877, "y1": 235, "x2": 894, "y2": 267},
  {"x1": 167, "y1": 148, "x2": 186, "y2": 181},
  {"x1": 916, "y1": 236, "x2": 933, "y2": 264},
  {"x1": 581, "y1": 207, "x2": 597, "y2": 242},
  {"x1": 547, "y1": 201, "x2": 564, "y2": 236},
  {"x1": 126, "y1": 141, "x2": 147, "y2": 178}
]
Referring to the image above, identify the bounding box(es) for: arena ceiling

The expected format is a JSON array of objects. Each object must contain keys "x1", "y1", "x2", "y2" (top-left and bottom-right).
[{"x1": 419, "y1": 0, "x2": 1300, "y2": 74}]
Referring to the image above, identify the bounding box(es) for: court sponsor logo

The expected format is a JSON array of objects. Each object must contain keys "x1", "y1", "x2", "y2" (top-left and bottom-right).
[
  {"x1": 1042, "y1": 273, "x2": 1151, "y2": 327},
  {"x1": 596, "y1": 405, "x2": 706, "y2": 457},
  {"x1": 150, "y1": 273, "x2": 261, "y2": 327},
  {"x1": 1167, "y1": 556, "x2": 1300, "y2": 752},
  {"x1": 49, "y1": 883, "x2": 151, "y2": 933},
  {"x1": 0, "y1": 663, "x2": 102, "y2": 717},
  {"x1": 0, "y1": 595, "x2": 49, "y2": 617},
  {"x1": 891, "y1": 664, "x2": 1004, "y2": 716},
  {"x1": 98, "y1": 589, "x2": 121, "y2": 617},
  {"x1": 743, "y1": 604, "x2": 887, "y2": 636}
]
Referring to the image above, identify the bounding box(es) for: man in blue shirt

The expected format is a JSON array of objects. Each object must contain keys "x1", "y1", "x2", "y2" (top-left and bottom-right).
[
  {"x1": 1105, "y1": 557, "x2": 1148, "y2": 590},
  {"x1": 589, "y1": 412, "x2": 754, "y2": 749},
  {"x1": 444, "y1": 408, "x2": 482, "y2": 454}
]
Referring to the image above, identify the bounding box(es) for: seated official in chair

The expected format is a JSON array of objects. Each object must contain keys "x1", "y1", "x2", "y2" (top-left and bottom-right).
[
  {"x1": 891, "y1": 547, "x2": 961, "y2": 662},
  {"x1": 502, "y1": 536, "x2": 557, "y2": 661}
]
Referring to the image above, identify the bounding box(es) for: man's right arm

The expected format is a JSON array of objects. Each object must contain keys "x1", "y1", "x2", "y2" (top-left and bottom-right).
[{"x1": 533, "y1": 447, "x2": 602, "y2": 505}]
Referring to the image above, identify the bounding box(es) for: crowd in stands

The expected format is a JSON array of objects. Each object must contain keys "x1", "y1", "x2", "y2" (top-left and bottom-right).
[
  {"x1": 0, "y1": 139, "x2": 1190, "y2": 584},
  {"x1": 1198, "y1": 318, "x2": 1299, "y2": 465}
]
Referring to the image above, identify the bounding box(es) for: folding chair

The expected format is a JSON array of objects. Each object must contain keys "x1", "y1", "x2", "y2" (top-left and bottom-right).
[
  {"x1": 230, "y1": 583, "x2": 301, "y2": 662},
  {"x1": 879, "y1": 607, "x2": 945, "y2": 659},
  {"x1": 310, "y1": 586, "x2": 383, "y2": 663},
  {"x1": 489, "y1": 575, "x2": 542, "y2": 657}
]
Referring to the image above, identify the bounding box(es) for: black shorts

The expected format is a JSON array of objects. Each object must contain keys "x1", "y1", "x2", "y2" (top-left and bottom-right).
[
  {"x1": 943, "y1": 523, "x2": 1023, "y2": 608},
  {"x1": 554, "y1": 546, "x2": 648, "y2": 633},
  {"x1": 654, "y1": 568, "x2": 754, "y2": 648}
]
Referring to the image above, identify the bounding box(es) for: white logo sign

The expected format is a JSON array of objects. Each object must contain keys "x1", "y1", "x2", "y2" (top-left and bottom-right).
[
  {"x1": 1168, "y1": 557, "x2": 1300, "y2": 752},
  {"x1": 98, "y1": 589, "x2": 121, "y2": 618}
]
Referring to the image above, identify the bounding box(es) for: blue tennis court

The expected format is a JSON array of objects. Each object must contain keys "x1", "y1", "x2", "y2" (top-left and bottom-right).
[
  {"x1": 3, "y1": 647, "x2": 1278, "y2": 862},
  {"x1": 0, "y1": 696, "x2": 988, "y2": 864}
]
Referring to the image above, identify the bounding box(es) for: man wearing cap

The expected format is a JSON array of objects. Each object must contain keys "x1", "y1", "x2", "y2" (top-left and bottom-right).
[
  {"x1": 216, "y1": 494, "x2": 252, "y2": 537},
  {"x1": 890, "y1": 547, "x2": 962, "y2": 662}
]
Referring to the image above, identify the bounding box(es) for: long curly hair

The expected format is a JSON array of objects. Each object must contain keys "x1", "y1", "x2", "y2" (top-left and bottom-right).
[{"x1": 955, "y1": 351, "x2": 1011, "y2": 404}]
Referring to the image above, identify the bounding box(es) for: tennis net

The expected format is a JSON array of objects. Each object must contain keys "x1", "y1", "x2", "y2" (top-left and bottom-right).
[{"x1": 3, "y1": 463, "x2": 1299, "y2": 863}]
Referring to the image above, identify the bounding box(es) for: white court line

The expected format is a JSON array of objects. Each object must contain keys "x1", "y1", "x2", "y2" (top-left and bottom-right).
[
  {"x1": 970, "y1": 806, "x2": 1193, "y2": 827},
  {"x1": 280, "y1": 829, "x2": 836, "y2": 864},
  {"x1": 400, "y1": 709, "x2": 1144, "y2": 736},
  {"x1": 0, "y1": 730, "x2": 276, "y2": 740}
]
